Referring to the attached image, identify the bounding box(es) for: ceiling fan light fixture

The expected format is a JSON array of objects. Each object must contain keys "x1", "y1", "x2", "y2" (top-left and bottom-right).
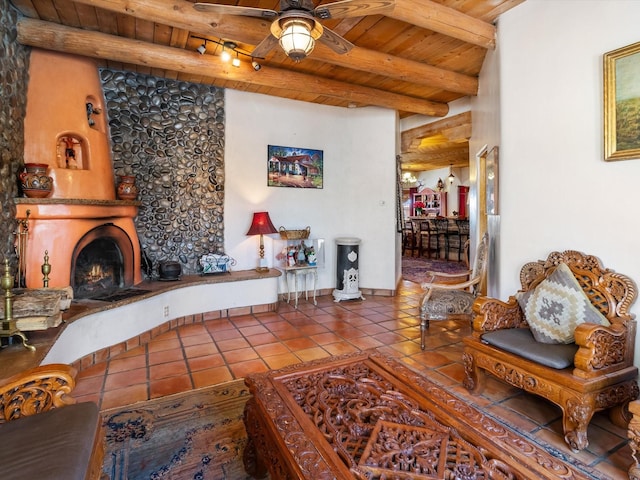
[{"x1": 277, "y1": 17, "x2": 317, "y2": 62}]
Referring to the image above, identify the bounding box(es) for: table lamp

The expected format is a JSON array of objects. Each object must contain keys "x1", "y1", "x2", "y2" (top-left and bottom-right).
[{"x1": 246, "y1": 211, "x2": 278, "y2": 272}]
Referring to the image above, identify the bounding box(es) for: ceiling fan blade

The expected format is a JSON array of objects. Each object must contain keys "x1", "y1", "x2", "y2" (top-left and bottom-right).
[
  {"x1": 251, "y1": 35, "x2": 279, "y2": 59},
  {"x1": 314, "y1": 0, "x2": 395, "y2": 20},
  {"x1": 319, "y1": 27, "x2": 354, "y2": 55},
  {"x1": 193, "y1": 3, "x2": 278, "y2": 19}
]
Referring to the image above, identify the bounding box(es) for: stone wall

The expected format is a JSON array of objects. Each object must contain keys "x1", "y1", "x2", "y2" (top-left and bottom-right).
[
  {"x1": 0, "y1": 1, "x2": 29, "y2": 266},
  {"x1": 100, "y1": 70, "x2": 225, "y2": 276}
]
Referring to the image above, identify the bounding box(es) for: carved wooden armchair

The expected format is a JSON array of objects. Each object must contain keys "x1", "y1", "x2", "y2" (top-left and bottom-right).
[
  {"x1": 0, "y1": 364, "x2": 105, "y2": 479},
  {"x1": 463, "y1": 250, "x2": 638, "y2": 452},
  {"x1": 418, "y1": 232, "x2": 488, "y2": 349}
]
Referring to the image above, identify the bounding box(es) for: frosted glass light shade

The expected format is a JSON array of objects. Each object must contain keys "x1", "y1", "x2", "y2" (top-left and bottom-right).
[{"x1": 279, "y1": 19, "x2": 315, "y2": 61}]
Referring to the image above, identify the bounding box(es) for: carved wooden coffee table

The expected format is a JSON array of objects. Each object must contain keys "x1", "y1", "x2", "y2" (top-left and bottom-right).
[{"x1": 243, "y1": 351, "x2": 602, "y2": 480}]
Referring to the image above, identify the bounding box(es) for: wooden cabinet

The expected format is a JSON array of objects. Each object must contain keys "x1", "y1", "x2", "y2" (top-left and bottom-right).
[{"x1": 412, "y1": 188, "x2": 447, "y2": 217}]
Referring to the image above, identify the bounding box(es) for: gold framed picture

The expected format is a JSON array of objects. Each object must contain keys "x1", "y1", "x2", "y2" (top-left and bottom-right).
[{"x1": 604, "y1": 41, "x2": 640, "y2": 161}]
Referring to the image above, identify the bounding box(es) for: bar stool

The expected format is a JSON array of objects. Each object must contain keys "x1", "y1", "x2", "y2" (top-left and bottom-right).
[
  {"x1": 454, "y1": 219, "x2": 470, "y2": 261},
  {"x1": 432, "y1": 218, "x2": 452, "y2": 260},
  {"x1": 402, "y1": 220, "x2": 418, "y2": 257},
  {"x1": 418, "y1": 220, "x2": 432, "y2": 258}
]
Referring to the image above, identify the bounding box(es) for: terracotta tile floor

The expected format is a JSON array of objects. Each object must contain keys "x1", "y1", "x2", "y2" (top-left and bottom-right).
[{"x1": 75, "y1": 280, "x2": 632, "y2": 479}]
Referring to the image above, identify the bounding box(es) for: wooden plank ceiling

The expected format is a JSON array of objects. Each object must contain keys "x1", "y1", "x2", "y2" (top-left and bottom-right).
[{"x1": 10, "y1": 0, "x2": 524, "y2": 171}]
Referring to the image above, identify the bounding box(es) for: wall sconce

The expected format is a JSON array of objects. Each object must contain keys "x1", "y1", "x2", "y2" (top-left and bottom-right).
[
  {"x1": 448, "y1": 164, "x2": 455, "y2": 184},
  {"x1": 436, "y1": 178, "x2": 445, "y2": 191},
  {"x1": 246, "y1": 212, "x2": 278, "y2": 272}
]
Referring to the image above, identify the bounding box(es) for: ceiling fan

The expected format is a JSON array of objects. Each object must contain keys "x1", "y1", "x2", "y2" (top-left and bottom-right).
[{"x1": 193, "y1": 0, "x2": 395, "y2": 61}]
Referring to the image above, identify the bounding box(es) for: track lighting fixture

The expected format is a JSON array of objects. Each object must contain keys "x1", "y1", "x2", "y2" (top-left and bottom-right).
[
  {"x1": 221, "y1": 42, "x2": 237, "y2": 63},
  {"x1": 191, "y1": 36, "x2": 258, "y2": 69}
]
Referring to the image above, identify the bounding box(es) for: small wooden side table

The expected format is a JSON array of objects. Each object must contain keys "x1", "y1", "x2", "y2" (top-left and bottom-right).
[{"x1": 283, "y1": 265, "x2": 317, "y2": 308}]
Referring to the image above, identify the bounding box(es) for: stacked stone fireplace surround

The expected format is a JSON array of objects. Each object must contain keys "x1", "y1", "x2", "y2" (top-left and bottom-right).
[
  {"x1": 14, "y1": 49, "x2": 225, "y2": 295},
  {"x1": 0, "y1": 2, "x2": 29, "y2": 265}
]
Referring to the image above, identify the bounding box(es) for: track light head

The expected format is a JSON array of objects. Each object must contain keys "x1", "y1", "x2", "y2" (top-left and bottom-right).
[
  {"x1": 232, "y1": 56, "x2": 241, "y2": 67},
  {"x1": 197, "y1": 43, "x2": 206, "y2": 55},
  {"x1": 252, "y1": 60, "x2": 261, "y2": 71}
]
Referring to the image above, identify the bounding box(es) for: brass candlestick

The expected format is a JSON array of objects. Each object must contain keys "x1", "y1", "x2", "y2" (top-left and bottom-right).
[
  {"x1": 1, "y1": 258, "x2": 35, "y2": 351},
  {"x1": 42, "y1": 250, "x2": 51, "y2": 287}
]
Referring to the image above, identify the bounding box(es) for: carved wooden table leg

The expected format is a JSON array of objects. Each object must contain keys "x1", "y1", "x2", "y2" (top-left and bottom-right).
[
  {"x1": 242, "y1": 398, "x2": 268, "y2": 479},
  {"x1": 628, "y1": 400, "x2": 640, "y2": 480}
]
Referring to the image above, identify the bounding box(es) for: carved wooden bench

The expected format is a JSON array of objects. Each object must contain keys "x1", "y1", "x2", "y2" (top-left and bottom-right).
[
  {"x1": 0, "y1": 364, "x2": 104, "y2": 479},
  {"x1": 463, "y1": 250, "x2": 638, "y2": 452}
]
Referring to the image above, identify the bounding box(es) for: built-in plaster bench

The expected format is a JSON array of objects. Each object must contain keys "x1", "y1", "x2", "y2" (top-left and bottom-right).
[
  {"x1": 45, "y1": 270, "x2": 281, "y2": 368},
  {"x1": 463, "y1": 250, "x2": 638, "y2": 452},
  {"x1": 0, "y1": 364, "x2": 104, "y2": 480},
  {"x1": 0, "y1": 270, "x2": 280, "y2": 380}
]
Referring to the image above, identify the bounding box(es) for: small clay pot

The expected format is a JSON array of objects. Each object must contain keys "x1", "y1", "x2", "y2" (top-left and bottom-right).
[
  {"x1": 117, "y1": 175, "x2": 138, "y2": 200},
  {"x1": 19, "y1": 163, "x2": 53, "y2": 198},
  {"x1": 159, "y1": 261, "x2": 181, "y2": 280}
]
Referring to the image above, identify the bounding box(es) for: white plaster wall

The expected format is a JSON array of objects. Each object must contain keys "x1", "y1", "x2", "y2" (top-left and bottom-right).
[
  {"x1": 470, "y1": 30, "x2": 502, "y2": 296},
  {"x1": 224, "y1": 90, "x2": 398, "y2": 292},
  {"x1": 495, "y1": 0, "x2": 640, "y2": 356}
]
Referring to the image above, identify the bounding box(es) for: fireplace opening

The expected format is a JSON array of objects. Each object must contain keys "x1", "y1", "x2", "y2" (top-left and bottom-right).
[
  {"x1": 74, "y1": 238, "x2": 124, "y2": 298},
  {"x1": 71, "y1": 224, "x2": 136, "y2": 299}
]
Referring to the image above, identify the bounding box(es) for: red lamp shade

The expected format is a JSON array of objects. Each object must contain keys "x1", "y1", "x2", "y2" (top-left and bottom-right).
[
  {"x1": 246, "y1": 212, "x2": 277, "y2": 236},
  {"x1": 246, "y1": 212, "x2": 277, "y2": 272}
]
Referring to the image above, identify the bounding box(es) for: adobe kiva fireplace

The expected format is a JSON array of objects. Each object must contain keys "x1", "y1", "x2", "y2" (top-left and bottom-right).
[
  {"x1": 15, "y1": 50, "x2": 142, "y2": 297},
  {"x1": 15, "y1": 201, "x2": 142, "y2": 298}
]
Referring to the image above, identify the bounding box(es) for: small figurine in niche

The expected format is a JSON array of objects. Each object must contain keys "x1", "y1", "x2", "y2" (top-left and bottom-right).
[
  {"x1": 64, "y1": 137, "x2": 78, "y2": 169},
  {"x1": 86, "y1": 102, "x2": 102, "y2": 127}
]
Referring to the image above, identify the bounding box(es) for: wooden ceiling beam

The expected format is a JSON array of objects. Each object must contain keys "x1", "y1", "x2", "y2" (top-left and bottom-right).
[
  {"x1": 64, "y1": 0, "x2": 478, "y2": 96},
  {"x1": 17, "y1": 18, "x2": 450, "y2": 117},
  {"x1": 389, "y1": 0, "x2": 496, "y2": 49},
  {"x1": 401, "y1": 111, "x2": 472, "y2": 151},
  {"x1": 400, "y1": 145, "x2": 470, "y2": 171}
]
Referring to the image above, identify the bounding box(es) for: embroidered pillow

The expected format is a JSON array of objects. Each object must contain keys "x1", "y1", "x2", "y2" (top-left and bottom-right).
[{"x1": 515, "y1": 262, "x2": 610, "y2": 344}]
